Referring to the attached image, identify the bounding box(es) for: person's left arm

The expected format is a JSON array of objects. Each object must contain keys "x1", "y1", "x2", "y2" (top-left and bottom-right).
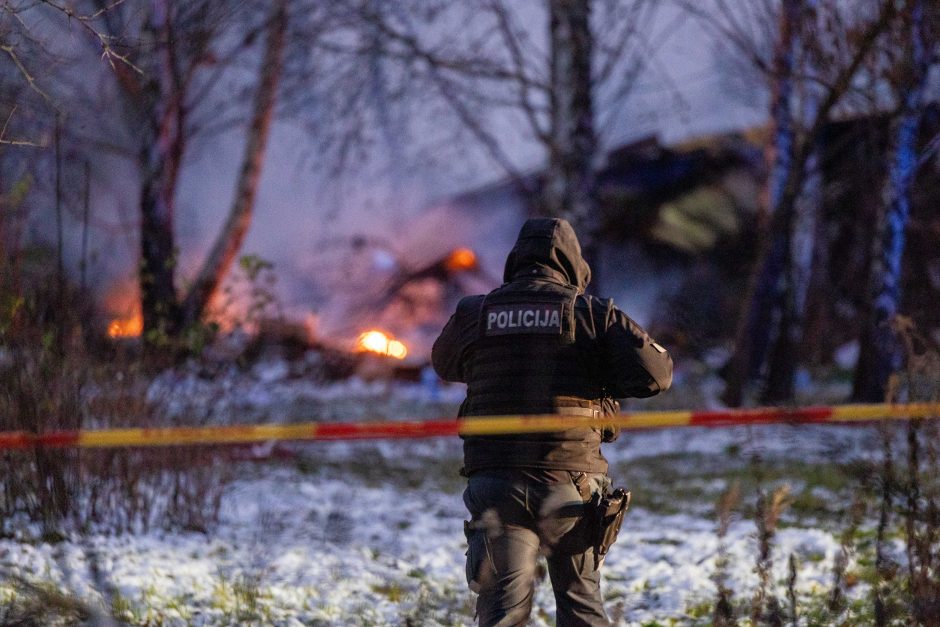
[{"x1": 599, "y1": 303, "x2": 673, "y2": 399}]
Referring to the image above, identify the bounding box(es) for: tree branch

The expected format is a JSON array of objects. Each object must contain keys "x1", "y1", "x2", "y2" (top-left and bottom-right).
[
  {"x1": 0, "y1": 42, "x2": 56, "y2": 107},
  {"x1": 428, "y1": 69, "x2": 536, "y2": 195},
  {"x1": 349, "y1": 5, "x2": 546, "y2": 90},
  {"x1": 0, "y1": 104, "x2": 46, "y2": 146},
  {"x1": 676, "y1": 0, "x2": 771, "y2": 76},
  {"x1": 487, "y1": 0, "x2": 549, "y2": 143},
  {"x1": 593, "y1": 0, "x2": 653, "y2": 86},
  {"x1": 40, "y1": 0, "x2": 143, "y2": 74}
]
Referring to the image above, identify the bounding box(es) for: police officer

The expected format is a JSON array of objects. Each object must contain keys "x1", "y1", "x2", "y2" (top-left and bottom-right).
[{"x1": 432, "y1": 218, "x2": 673, "y2": 626}]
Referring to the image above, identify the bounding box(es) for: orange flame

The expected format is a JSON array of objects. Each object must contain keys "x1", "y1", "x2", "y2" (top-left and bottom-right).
[
  {"x1": 356, "y1": 330, "x2": 408, "y2": 359},
  {"x1": 107, "y1": 314, "x2": 143, "y2": 339},
  {"x1": 444, "y1": 248, "x2": 477, "y2": 272}
]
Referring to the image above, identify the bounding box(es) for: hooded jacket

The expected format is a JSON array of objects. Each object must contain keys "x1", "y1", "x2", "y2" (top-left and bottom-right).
[{"x1": 432, "y1": 218, "x2": 672, "y2": 474}]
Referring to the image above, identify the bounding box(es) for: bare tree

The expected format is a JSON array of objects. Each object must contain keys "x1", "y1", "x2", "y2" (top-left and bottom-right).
[
  {"x1": 316, "y1": 0, "x2": 659, "y2": 257},
  {"x1": 1, "y1": 1, "x2": 90, "y2": 310},
  {"x1": 715, "y1": 0, "x2": 801, "y2": 406},
  {"x1": 107, "y1": 1, "x2": 255, "y2": 339},
  {"x1": 544, "y1": 0, "x2": 596, "y2": 245},
  {"x1": 42, "y1": 0, "x2": 288, "y2": 343},
  {"x1": 683, "y1": 0, "x2": 898, "y2": 404},
  {"x1": 854, "y1": 0, "x2": 938, "y2": 401},
  {"x1": 180, "y1": 0, "x2": 288, "y2": 327}
]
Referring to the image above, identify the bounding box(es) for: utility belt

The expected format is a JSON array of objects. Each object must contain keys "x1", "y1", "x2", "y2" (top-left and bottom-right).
[
  {"x1": 557, "y1": 400, "x2": 620, "y2": 443},
  {"x1": 558, "y1": 398, "x2": 621, "y2": 443},
  {"x1": 555, "y1": 404, "x2": 601, "y2": 418}
]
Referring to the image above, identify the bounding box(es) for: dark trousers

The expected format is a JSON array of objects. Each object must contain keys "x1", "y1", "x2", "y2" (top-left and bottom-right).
[{"x1": 463, "y1": 469, "x2": 611, "y2": 627}]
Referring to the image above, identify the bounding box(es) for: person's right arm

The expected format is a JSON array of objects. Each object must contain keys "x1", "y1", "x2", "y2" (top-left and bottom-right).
[
  {"x1": 601, "y1": 304, "x2": 673, "y2": 398},
  {"x1": 431, "y1": 295, "x2": 483, "y2": 383}
]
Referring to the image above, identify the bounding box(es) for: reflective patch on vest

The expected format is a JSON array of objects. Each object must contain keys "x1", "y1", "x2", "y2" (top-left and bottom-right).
[{"x1": 483, "y1": 303, "x2": 563, "y2": 336}]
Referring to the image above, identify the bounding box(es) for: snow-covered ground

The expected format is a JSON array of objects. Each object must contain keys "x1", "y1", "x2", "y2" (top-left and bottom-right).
[{"x1": 1, "y1": 371, "x2": 894, "y2": 625}]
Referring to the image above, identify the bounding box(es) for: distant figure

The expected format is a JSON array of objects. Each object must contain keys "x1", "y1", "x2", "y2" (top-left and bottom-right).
[{"x1": 432, "y1": 218, "x2": 673, "y2": 626}]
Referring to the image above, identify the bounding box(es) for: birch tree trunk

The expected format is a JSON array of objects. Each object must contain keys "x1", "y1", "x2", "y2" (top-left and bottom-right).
[
  {"x1": 854, "y1": 0, "x2": 930, "y2": 401},
  {"x1": 764, "y1": 145, "x2": 821, "y2": 402},
  {"x1": 181, "y1": 0, "x2": 288, "y2": 326},
  {"x1": 722, "y1": 0, "x2": 800, "y2": 406},
  {"x1": 545, "y1": 0, "x2": 598, "y2": 261}
]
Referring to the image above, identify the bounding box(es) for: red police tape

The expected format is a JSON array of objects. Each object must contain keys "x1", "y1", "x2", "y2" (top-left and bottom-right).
[{"x1": 1, "y1": 403, "x2": 939, "y2": 450}]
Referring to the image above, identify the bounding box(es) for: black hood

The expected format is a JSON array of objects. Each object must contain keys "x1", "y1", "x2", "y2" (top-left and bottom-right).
[{"x1": 503, "y1": 218, "x2": 591, "y2": 293}]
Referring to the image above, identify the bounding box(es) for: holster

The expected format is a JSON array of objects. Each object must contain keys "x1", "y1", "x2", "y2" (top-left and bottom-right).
[
  {"x1": 594, "y1": 487, "x2": 630, "y2": 559},
  {"x1": 463, "y1": 520, "x2": 485, "y2": 593}
]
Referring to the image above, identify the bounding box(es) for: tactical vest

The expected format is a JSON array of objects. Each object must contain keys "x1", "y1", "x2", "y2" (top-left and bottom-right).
[{"x1": 460, "y1": 279, "x2": 609, "y2": 474}]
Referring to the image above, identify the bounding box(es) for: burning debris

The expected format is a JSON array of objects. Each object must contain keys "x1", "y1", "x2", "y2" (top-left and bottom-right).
[
  {"x1": 98, "y1": 244, "x2": 486, "y2": 379},
  {"x1": 107, "y1": 314, "x2": 143, "y2": 339},
  {"x1": 443, "y1": 247, "x2": 478, "y2": 273},
  {"x1": 356, "y1": 330, "x2": 408, "y2": 360},
  {"x1": 373, "y1": 247, "x2": 488, "y2": 305},
  {"x1": 103, "y1": 281, "x2": 144, "y2": 339}
]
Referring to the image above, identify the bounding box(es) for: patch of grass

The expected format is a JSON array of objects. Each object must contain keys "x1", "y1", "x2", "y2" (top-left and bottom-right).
[
  {"x1": 210, "y1": 570, "x2": 273, "y2": 624},
  {"x1": 395, "y1": 579, "x2": 475, "y2": 625},
  {"x1": 803, "y1": 550, "x2": 827, "y2": 563},
  {"x1": 232, "y1": 574, "x2": 261, "y2": 620},
  {"x1": 642, "y1": 537, "x2": 684, "y2": 546},
  {"x1": 293, "y1": 444, "x2": 465, "y2": 493},
  {"x1": 685, "y1": 599, "x2": 714, "y2": 618},
  {"x1": 110, "y1": 589, "x2": 141, "y2": 623},
  {"x1": 614, "y1": 451, "x2": 875, "y2": 526},
  {"x1": 371, "y1": 582, "x2": 405, "y2": 603},
  {"x1": 0, "y1": 578, "x2": 92, "y2": 625}
]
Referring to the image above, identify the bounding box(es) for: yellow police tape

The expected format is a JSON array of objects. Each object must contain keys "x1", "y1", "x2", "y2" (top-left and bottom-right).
[{"x1": 1, "y1": 403, "x2": 939, "y2": 450}]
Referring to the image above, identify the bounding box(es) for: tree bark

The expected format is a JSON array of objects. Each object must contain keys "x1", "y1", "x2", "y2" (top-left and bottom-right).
[
  {"x1": 854, "y1": 0, "x2": 930, "y2": 401},
  {"x1": 545, "y1": 0, "x2": 598, "y2": 266},
  {"x1": 763, "y1": 145, "x2": 822, "y2": 402},
  {"x1": 181, "y1": 0, "x2": 288, "y2": 326},
  {"x1": 722, "y1": 0, "x2": 801, "y2": 406},
  {"x1": 139, "y1": 0, "x2": 184, "y2": 339}
]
